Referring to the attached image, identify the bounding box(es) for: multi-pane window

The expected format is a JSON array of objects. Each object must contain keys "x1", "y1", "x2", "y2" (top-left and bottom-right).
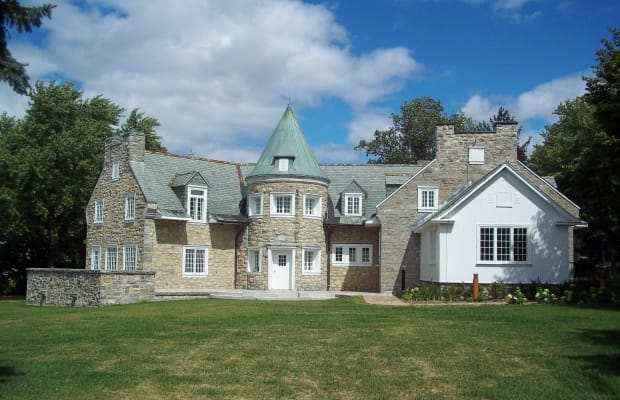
[
  {"x1": 344, "y1": 194, "x2": 362, "y2": 216},
  {"x1": 332, "y1": 244, "x2": 373, "y2": 266},
  {"x1": 418, "y1": 187, "x2": 438, "y2": 212},
  {"x1": 123, "y1": 244, "x2": 137, "y2": 271},
  {"x1": 478, "y1": 226, "x2": 528, "y2": 263},
  {"x1": 112, "y1": 160, "x2": 120, "y2": 179},
  {"x1": 271, "y1": 193, "x2": 295, "y2": 216},
  {"x1": 362, "y1": 247, "x2": 370, "y2": 263},
  {"x1": 125, "y1": 193, "x2": 135, "y2": 221},
  {"x1": 335, "y1": 247, "x2": 343, "y2": 262},
  {"x1": 302, "y1": 249, "x2": 320, "y2": 274},
  {"x1": 248, "y1": 193, "x2": 263, "y2": 217},
  {"x1": 91, "y1": 245, "x2": 101, "y2": 270},
  {"x1": 248, "y1": 249, "x2": 261, "y2": 273},
  {"x1": 188, "y1": 187, "x2": 207, "y2": 222},
  {"x1": 183, "y1": 246, "x2": 208, "y2": 276},
  {"x1": 303, "y1": 194, "x2": 321, "y2": 217},
  {"x1": 105, "y1": 245, "x2": 118, "y2": 271},
  {"x1": 349, "y1": 247, "x2": 357, "y2": 263},
  {"x1": 94, "y1": 198, "x2": 104, "y2": 224}
]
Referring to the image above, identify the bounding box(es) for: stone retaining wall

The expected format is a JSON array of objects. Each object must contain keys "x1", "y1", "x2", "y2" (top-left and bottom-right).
[{"x1": 26, "y1": 268, "x2": 155, "y2": 307}]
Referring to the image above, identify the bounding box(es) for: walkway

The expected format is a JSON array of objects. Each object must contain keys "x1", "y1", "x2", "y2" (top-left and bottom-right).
[{"x1": 155, "y1": 289, "x2": 407, "y2": 305}]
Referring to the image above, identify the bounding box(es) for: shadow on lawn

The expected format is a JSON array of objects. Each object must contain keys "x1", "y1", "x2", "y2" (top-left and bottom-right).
[
  {"x1": 570, "y1": 329, "x2": 620, "y2": 376},
  {"x1": 0, "y1": 365, "x2": 23, "y2": 383}
]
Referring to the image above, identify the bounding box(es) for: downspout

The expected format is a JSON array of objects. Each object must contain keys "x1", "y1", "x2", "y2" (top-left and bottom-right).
[
  {"x1": 234, "y1": 223, "x2": 246, "y2": 289},
  {"x1": 326, "y1": 224, "x2": 332, "y2": 291}
]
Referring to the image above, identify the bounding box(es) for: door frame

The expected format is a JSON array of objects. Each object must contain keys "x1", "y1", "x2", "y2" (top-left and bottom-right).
[{"x1": 267, "y1": 247, "x2": 295, "y2": 290}]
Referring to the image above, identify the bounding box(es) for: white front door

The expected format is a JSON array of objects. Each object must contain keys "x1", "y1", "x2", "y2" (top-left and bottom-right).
[{"x1": 269, "y1": 250, "x2": 292, "y2": 290}]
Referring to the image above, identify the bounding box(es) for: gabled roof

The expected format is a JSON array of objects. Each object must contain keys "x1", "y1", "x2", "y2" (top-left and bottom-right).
[
  {"x1": 342, "y1": 180, "x2": 366, "y2": 196},
  {"x1": 130, "y1": 153, "x2": 244, "y2": 219},
  {"x1": 322, "y1": 164, "x2": 422, "y2": 224},
  {"x1": 412, "y1": 163, "x2": 586, "y2": 233},
  {"x1": 171, "y1": 171, "x2": 209, "y2": 188},
  {"x1": 245, "y1": 106, "x2": 329, "y2": 183}
]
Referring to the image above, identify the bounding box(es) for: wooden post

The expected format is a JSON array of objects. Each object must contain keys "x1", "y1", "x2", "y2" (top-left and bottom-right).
[{"x1": 473, "y1": 273, "x2": 479, "y2": 302}]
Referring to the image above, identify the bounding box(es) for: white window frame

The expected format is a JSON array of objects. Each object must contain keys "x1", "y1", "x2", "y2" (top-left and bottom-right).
[
  {"x1": 331, "y1": 244, "x2": 373, "y2": 267},
  {"x1": 125, "y1": 193, "x2": 135, "y2": 221},
  {"x1": 477, "y1": 225, "x2": 529, "y2": 264},
  {"x1": 270, "y1": 192, "x2": 295, "y2": 217},
  {"x1": 248, "y1": 193, "x2": 263, "y2": 217},
  {"x1": 344, "y1": 193, "x2": 363, "y2": 216},
  {"x1": 247, "y1": 248, "x2": 261, "y2": 273},
  {"x1": 123, "y1": 244, "x2": 137, "y2": 271},
  {"x1": 105, "y1": 245, "x2": 118, "y2": 271},
  {"x1": 112, "y1": 160, "x2": 120, "y2": 179},
  {"x1": 469, "y1": 147, "x2": 485, "y2": 165},
  {"x1": 182, "y1": 246, "x2": 209, "y2": 276},
  {"x1": 303, "y1": 193, "x2": 322, "y2": 218},
  {"x1": 94, "y1": 198, "x2": 104, "y2": 224},
  {"x1": 187, "y1": 186, "x2": 208, "y2": 223},
  {"x1": 418, "y1": 187, "x2": 438, "y2": 212},
  {"x1": 278, "y1": 157, "x2": 289, "y2": 172},
  {"x1": 302, "y1": 248, "x2": 321, "y2": 275},
  {"x1": 91, "y1": 245, "x2": 101, "y2": 271}
]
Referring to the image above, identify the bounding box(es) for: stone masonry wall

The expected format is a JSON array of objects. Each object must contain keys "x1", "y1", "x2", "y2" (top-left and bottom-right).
[
  {"x1": 328, "y1": 226, "x2": 380, "y2": 292},
  {"x1": 377, "y1": 124, "x2": 519, "y2": 293},
  {"x1": 151, "y1": 220, "x2": 238, "y2": 290},
  {"x1": 26, "y1": 268, "x2": 155, "y2": 306},
  {"x1": 86, "y1": 133, "x2": 146, "y2": 271},
  {"x1": 240, "y1": 180, "x2": 328, "y2": 290}
]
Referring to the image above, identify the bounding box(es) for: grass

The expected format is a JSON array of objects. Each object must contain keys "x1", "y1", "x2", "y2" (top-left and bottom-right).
[{"x1": 1, "y1": 298, "x2": 619, "y2": 399}]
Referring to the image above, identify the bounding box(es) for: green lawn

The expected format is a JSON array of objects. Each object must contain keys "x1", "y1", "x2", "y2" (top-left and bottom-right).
[{"x1": 1, "y1": 298, "x2": 619, "y2": 399}]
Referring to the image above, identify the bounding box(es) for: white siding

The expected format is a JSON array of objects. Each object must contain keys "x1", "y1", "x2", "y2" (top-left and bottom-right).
[{"x1": 424, "y1": 170, "x2": 570, "y2": 284}]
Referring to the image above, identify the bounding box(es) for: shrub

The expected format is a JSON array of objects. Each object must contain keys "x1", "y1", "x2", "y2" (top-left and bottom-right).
[
  {"x1": 535, "y1": 287, "x2": 557, "y2": 304},
  {"x1": 506, "y1": 287, "x2": 527, "y2": 304}
]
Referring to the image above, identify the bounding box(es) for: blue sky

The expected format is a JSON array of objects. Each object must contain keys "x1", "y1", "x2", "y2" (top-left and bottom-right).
[{"x1": 1, "y1": 0, "x2": 617, "y2": 162}]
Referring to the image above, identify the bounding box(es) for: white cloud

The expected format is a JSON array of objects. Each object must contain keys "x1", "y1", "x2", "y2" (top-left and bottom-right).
[
  {"x1": 462, "y1": 94, "x2": 495, "y2": 123},
  {"x1": 462, "y1": 72, "x2": 586, "y2": 124},
  {"x1": 347, "y1": 110, "x2": 393, "y2": 144},
  {"x1": 312, "y1": 142, "x2": 362, "y2": 163},
  {"x1": 3, "y1": 0, "x2": 419, "y2": 161},
  {"x1": 516, "y1": 72, "x2": 586, "y2": 120}
]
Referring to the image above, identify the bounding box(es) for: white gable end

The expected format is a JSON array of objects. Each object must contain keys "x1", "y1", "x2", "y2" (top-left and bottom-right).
[{"x1": 419, "y1": 168, "x2": 572, "y2": 284}]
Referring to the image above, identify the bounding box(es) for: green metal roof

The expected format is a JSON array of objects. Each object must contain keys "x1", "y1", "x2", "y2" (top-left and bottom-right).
[{"x1": 246, "y1": 106, "x2": 329, "y2": 183}]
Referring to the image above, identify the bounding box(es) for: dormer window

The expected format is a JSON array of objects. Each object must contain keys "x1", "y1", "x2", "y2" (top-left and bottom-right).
[
  {"x1": 344, "y1": 193, "x2": 363, "y2": 216},
  {"x1": 278, "y1": 157, "x2": 289, "y2": 172},
  {"x1": 187, "y1": 186, "x2": 207, "y2": 222}
]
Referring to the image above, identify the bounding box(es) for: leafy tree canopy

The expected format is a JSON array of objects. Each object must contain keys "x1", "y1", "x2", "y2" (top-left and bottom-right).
[
  {"x1": 585, "y1": 28, "x2": 620, "y2": 140},
  {"x1": 0, "y1": 0, "x2": 55, "y2": 94},
  {"x1": 355, "y1": 97, "x2": 527, "y2": 164},
  {"x1": 0, "y1": 81, "x2": 164, "y2": 293}
]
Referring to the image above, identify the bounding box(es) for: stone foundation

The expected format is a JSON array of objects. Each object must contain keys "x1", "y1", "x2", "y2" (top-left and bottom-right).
[{"x1": 26, "y1": 268, "x2": 155, "y2": 307}]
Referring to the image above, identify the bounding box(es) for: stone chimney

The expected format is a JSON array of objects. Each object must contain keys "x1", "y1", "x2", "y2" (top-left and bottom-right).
[
  {"x1": 103, "y1": 130, "x2": 146, "y2": 165},
  {"x1": 434, "y1": 121, "x2": 519, "y2": 191}
]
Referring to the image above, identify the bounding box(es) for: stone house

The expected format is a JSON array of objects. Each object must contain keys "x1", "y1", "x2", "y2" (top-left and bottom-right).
[{"x1": 84, "y1": 105, "x2": 585, "y2": 294}]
